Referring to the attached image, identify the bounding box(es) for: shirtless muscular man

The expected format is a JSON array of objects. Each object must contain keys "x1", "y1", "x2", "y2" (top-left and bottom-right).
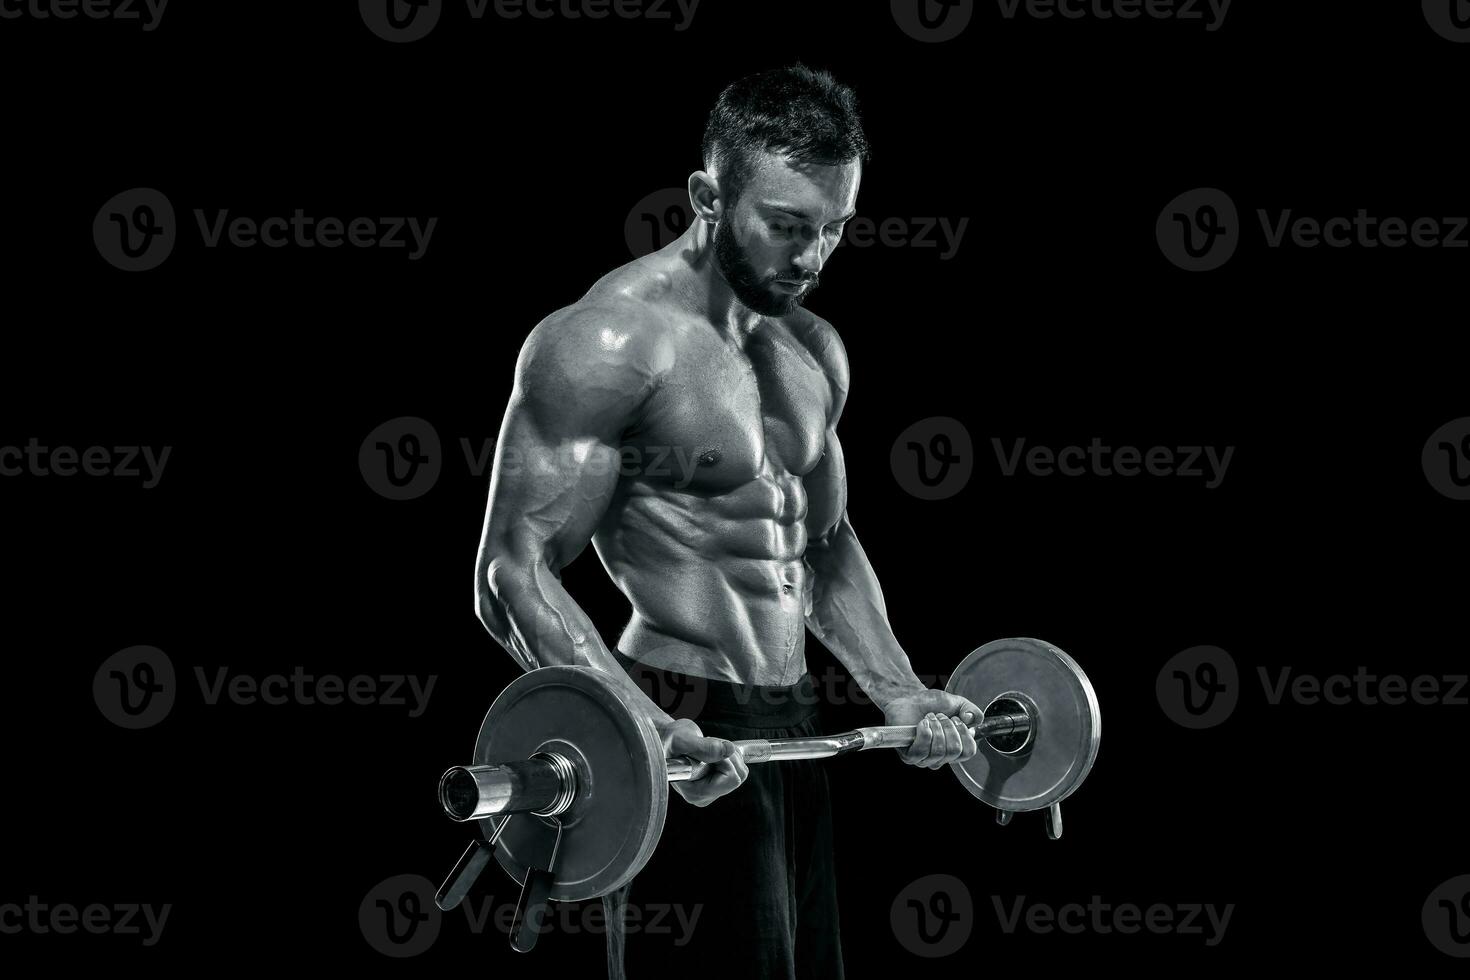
[{"x1": 474, "y1": 64, "x2": 984, "y2": 978}]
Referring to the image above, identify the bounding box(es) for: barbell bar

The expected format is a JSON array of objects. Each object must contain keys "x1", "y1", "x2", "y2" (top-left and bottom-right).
[{"x1": 440, "y1": 707, "x2": 1034, "y2": 823}]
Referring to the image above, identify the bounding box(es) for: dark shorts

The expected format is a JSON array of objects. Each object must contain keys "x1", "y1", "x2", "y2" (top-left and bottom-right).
[{"x1": 602, "y1": 651, "x2": 845, "y2": 980}]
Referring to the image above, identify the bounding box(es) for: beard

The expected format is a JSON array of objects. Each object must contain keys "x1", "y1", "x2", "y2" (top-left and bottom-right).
[{"x1": 713, "y1": 217, "x2": 820, "y2": 317}]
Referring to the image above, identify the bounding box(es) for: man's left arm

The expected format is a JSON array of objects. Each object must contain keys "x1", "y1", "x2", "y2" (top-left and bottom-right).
[{"x1": 800, "y1": 325, "x2": 982, "y2": 769}]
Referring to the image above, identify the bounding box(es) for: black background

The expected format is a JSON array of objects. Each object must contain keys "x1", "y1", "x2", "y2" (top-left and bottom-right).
[{"x1": 2, "y1": 0, "x2": 1467, "y2": 972}]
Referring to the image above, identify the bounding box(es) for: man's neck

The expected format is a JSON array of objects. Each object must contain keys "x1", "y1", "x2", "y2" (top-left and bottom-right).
[{"x1": 668, "y1": 221, "x2": 766, "y2": 347}]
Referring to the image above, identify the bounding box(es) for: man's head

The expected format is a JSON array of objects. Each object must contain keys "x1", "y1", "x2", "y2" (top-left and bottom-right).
[{"x1": 694, "y1": 64, "x2": 869, "y2": 317}]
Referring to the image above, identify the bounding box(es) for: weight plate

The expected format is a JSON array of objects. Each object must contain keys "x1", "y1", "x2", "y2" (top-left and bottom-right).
[
  {"x1": 946, "y1": 637, "x2": 1100, "y2": 812},
  {"x1": 474, "y1": 665, "x2": 667, "y2": 901}
]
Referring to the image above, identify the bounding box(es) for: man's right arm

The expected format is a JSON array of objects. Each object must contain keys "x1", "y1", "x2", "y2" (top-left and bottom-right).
[
  {"x1": 475, "y1": 304, "x2": 659, "y2": 677},
  {"x1": 474, "y1": 305, "x2": 748, "y2": 805}
]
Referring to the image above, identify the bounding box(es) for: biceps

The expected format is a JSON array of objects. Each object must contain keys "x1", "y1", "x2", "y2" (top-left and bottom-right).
[{"x1": 481, "y1": 406, "x2": 622, "y2": 572}]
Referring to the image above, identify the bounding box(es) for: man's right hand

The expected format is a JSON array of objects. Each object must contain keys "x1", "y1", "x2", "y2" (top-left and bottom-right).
[{"x1": 656, "y1": 718, "x2": 749, "y2": 807}]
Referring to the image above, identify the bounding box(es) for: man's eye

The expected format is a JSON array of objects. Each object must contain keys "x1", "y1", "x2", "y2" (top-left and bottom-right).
[{"x1": 770, "y1": 222, "x2": 822, "y2": 241}]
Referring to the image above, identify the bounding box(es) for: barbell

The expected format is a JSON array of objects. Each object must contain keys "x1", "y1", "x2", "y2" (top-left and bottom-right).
[{"x1": 433, "y1": 636, "x2": 1101, "y2": 952}]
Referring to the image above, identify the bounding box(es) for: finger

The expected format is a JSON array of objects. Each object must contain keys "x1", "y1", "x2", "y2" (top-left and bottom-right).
[
  {"x1": 665, "y1": 720, "x2": 706, "y2": 754},
  {"x1": 688, "y1": 736, "x2": 735, "y2": 763},
  {"x1": 898, "y1": 714, "x2": 919, "y2": 763},
  {"x1": 705, "y1": 759, "x2": 736, "y2": 787},
  {"x1": 935, "y1": 694, "x2": 984, "y2": 721},
  {"x1": 702, "y1": 757, "x2": 746, "y2": 796},
  {"x1": 937, "y1": 715, "x2": 964, "y2": 766},
  {"x1": 931, "y1": 712, "x2": 951, "y2": 765},
  {"x1": 916, "y1": 713, "x2": 942, "y2": 765},
  {"x1": 672, "y1": 781, "x2": 710, "y2": 807},
  {"x1": 922, "y1": 716, "x2": 944, "y2": 768},
  {"x1": 902, "y1": 713, "x2": 931, "y2": 764},
  {"x1": 926, "y1": 714, "x2": 952, "y2": 768},
  {"x1": 943, "y1": 703, "x2": 981, "y2": 762},
  {"x1": 956, "y1": 710, "x2": 978, "y2": 761}
]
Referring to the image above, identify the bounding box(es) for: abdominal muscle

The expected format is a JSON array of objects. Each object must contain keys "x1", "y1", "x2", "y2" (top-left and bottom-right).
[{"x1": 592, "y1": 477, "x2": 813, "y2": 686}]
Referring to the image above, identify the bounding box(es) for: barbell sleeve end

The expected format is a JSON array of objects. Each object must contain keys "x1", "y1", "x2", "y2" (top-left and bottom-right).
[{"x1": 439, "y1": 755, "x2": 575, "y2": 822}]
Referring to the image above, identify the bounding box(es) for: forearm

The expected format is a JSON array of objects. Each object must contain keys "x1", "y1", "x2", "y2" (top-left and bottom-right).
[
  {"x1": 479, "y1": 556, "x2": 676, "y2": 729},
  {"x1": 804, "y1": 518, "x2": 926, "y2": 712}
]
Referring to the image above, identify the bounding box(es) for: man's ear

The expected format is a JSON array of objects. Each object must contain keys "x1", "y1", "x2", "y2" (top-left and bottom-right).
[{"x1": 687, "y1": 171, "x2": 722, "y2": 224}]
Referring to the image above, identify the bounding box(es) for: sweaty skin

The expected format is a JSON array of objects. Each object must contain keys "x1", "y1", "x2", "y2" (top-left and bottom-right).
[{"x1": 476, "y1": 153, "x2": 982, "y2": 802}]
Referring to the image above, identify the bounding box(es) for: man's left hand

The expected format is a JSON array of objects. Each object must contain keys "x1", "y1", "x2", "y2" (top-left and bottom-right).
[{"x1": 883, "y1": 690, "x2": 986, "y2": 768}]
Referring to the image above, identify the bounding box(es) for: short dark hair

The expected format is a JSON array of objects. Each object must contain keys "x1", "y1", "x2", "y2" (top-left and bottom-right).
[{"x1": 702, "y1": 64, "x2": 870, "y2": 205}]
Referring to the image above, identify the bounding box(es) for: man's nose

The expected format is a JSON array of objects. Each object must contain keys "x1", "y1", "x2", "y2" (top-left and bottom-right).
[{"x1": 792, "y1": 232, "x2": 827, "y2": 276}]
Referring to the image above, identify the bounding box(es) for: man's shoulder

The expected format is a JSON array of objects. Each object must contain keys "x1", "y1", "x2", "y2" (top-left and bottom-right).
[
  {"x1": 520, "y1": 287, "x2": 676, "y2": 392},
  {"x1": 785, "y1": 309, "x2": 850, "y2": 409}
]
